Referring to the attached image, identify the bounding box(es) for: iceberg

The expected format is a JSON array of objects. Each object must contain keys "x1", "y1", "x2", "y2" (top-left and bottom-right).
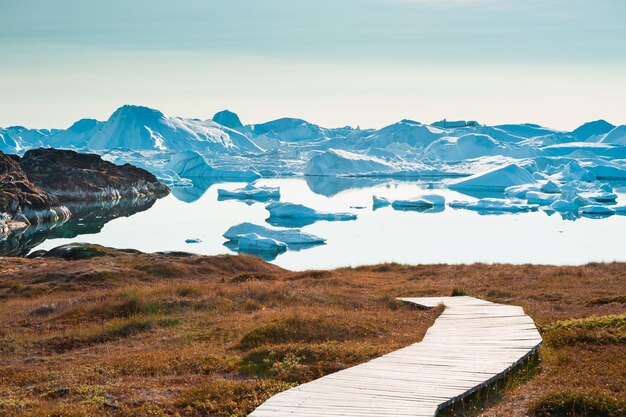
[
  {"x1": 526, "y1": 191, "x2": 559, "y2": 206},
  {"x1": 540, "y1": 180, "x2": 561, "y2": 194},
  {"x1": 571, "y1": 120, "x2": 615, "y2": 141},
  {"x1": 167, "y1": 150, "x2": 261, "y2": 181},
  {"x1": 212, "y1": 109, "x2": 243, "y2": 129},
  {"x1": 599, "y1": 125, "x2": 626, "y2": 146},
  {"x1": 265, "y1": 202, "x2": 356, "y2": 227},
  {"x1": 579, "y1": 205, "x2": 615, "y2": 216},
  {"x1": 217, "y1": 184, "x2": 280, "y2": 201},
  {"x1": 305, "y1": 149, "x2": 395, "y2": 176},
  {"x1": 372, "y1": 195, "x2": 391, "y2": 208},
  {"x1": 223, "y1": 222, "x2": 326, "y2": 247},
  {"x1": 424, "y1": 134, "x2": 510, "y2": 161},
  {"x1": 449, "y1": 198, "x2": 539, "y2": 213},
  {"x1": 237, "y1": 233, "x2": 287, "y2": 254},
  {"x1": 450, "y1": 164, "x2": 537, "y2": 193},
  {"x1": 391, "y1": 195, "x2": 446, "y2": 211},
  {"x1": 88, "y1": 105, "x2": 262, "y2": 153}
]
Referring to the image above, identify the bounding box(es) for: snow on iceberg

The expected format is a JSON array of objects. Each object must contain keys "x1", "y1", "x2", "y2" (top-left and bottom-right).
[
  {"x1": 449, "y1": 198, "x2": 539, "y2": 213},
  {"x1": 599, "y1": 125, "x2": 626, "y2": 146},
  {"x1": 265, "y1": 202, "x2": 356, "y2": 228},
  {"x1": 424, "y1": 134, "x2": 510, "y2": 161},
  {"x1": 237, "y1": 233, "x2": 288, "y2": 254},
  {"x1": 305, "y1": 149, "x2": 395, "y2": 176},
  {"x1": 217, "y1": 184, "x2": 280, "y2": 201},
  {"x1": 450, "y1": 164, "x2": 537, "y2": 193},
  {"x1": 167, "y1": 150, "x2": 260, "y2": 181},
  {"x1": 88, "y1": 105, "x2": 262, "y2": 153}
]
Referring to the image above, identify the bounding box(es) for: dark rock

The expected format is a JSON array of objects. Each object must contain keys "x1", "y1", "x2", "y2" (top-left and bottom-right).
[
  {"x1": 19, "y1": 148, "x2": 170, "y2": 201},
  {"x1": 156, "y1": 251, "x2": 196, "y2": 258},
  {"x1": 0, "y1": 151, "x2": 70, "y2": 237},
  {"x1": 42, "y1": 243, "x2": 116, "y2": 260}
]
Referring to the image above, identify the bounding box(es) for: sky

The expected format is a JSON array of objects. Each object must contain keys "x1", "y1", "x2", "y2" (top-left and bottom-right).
[{"x1": 1, "y1": 0, "x2": 625, "y2": 130}]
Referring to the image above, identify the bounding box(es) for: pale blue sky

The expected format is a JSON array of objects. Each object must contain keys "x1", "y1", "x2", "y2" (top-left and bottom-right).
[{"x1": 1, "y1": 0, "x2": 625, "y2": 129}]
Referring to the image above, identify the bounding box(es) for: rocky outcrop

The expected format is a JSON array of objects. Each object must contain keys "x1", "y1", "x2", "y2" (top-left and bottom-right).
[
  {"x1": 19, "y1": 148, "x2": 170, "y2": 201},
  {"x1": 0, "y1": 151, "x2": 71, "y2": 238}
]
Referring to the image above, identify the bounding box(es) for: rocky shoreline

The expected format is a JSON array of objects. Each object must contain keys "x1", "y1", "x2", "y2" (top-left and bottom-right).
[{"x1": 0, "y1": 148, "x2": 170, "y2": 246}]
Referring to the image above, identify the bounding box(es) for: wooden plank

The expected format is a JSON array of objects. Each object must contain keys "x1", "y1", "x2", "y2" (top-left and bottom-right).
[{"x1": 249, "y1": 296, "x2": 542, "y2": 417}]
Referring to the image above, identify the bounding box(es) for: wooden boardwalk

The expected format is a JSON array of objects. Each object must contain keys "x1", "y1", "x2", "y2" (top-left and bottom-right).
[{"x1": 249, "y1": 296, "x2": 542, "y2": 417}]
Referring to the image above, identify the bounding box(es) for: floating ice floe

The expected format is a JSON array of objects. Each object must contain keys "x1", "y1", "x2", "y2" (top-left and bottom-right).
[
  {"x1": 265, "y1": 202, "x2": 356, "y2": 228},
  {"x1": 579, "y1": 205, "x2": 615, "y2": 216},
  {"x1": 223, "y1": 222, "x2": 326, "y2": 247},
  {"x1": 391, "y1": 195, "x2": 446, "y2": 212},
  {"x1": 372, "y1": 195, "x2": 391, "y2": 208},
  {"x1": 450, "y1": 164, "x2": 537, "y2": 193},
  {"x1": 449, "y1": 198, "x2": 539, "y2": 213},
  {"x1": 185, "y1": 238, "x2": 202, "y2": 244},
  {"x1": 217, "y1": 183, "x2": 280, "y2": 201}
]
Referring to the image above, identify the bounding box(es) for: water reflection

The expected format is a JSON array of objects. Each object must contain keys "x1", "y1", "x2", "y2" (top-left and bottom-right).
[
  {"x1": 0, "y1": 196, "x2": 160, "y2": 256},
  {"x1": 170, "y1": 177, "x2": 218, "y2": 203}
]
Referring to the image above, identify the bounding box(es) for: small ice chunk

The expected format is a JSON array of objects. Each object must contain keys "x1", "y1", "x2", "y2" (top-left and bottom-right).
[
  {"x1": 217, "y1": 184, "x2": 280, "y2": 201},
  {"x1": 449, "y1": 198, "x2": 539, "y2": 213},
  {"x1": 373, "y1": 195, "x2": 391, "y2": 208},
  {"x1": 391, "y1": 194, "x2": 446, "y2": 210},
  {"x1": 185, "y1": 238, "x2": 202, "y2": 244}
]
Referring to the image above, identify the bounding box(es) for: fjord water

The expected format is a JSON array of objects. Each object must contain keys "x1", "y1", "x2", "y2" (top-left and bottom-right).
[{"x1": 29, "y1": 178, "x2": 626, "y2": 270}]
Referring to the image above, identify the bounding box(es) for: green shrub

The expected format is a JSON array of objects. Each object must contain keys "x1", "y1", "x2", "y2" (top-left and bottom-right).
[
  {"x1": 451, "y1": 287, "x2": 469, "y2": 297},
  {"x1": 175, "y1": 379, "x2": 293, "y2": 417},
  {"x1": 529, "y1": 391, "x2": 626, "y2": 417},
  {"x1": 238, "y1": 317, "x2": 376, "y2": 349},
  {"x1": 542, "y1": 313, "x2": 626, "y2": 347}
]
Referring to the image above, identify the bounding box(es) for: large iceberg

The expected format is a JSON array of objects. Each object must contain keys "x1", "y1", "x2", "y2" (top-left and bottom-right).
[
  {"x1": 450, "y1": 164, "x2": 537, "y2": 193},
  {"x1": 167, "y1": 150, "x2": 261, "y2": 181},
  {"x1": 425, "y1": 134, "x2": 511, "y2": 161},
  {"x1": 88, "y1": 105, "x2": 262, "y2": 153},
  {"x1": 305, "y1": 149, "x2": 395, "y2": 176}
]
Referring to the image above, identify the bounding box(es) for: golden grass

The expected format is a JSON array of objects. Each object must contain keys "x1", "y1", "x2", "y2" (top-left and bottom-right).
[{"x1": 0, "y1": 251, "x2": 624, "y2": 416}]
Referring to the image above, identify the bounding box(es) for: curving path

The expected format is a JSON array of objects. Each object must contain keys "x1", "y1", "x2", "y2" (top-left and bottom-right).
[{"x1": 249, "y1": 296, "x2": 542, "y2": 417}]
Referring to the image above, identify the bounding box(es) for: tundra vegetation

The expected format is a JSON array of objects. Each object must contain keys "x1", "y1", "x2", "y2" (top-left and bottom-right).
[{"x1": 0, "y1": 248, "x2": 623, "y2": 416}]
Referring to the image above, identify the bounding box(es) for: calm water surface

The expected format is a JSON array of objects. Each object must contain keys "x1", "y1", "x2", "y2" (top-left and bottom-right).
[{"x1": 30, "y1": 178, "x2": 626, "y2": 270}]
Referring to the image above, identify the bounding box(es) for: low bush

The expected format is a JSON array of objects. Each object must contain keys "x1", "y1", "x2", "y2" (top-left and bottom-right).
[{"x1": 529, "y1": 391, "x2": 626, "y2": 417}]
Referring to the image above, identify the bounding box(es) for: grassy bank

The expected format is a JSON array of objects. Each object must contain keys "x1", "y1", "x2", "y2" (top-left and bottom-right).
[{"x1": 0, "y1": 250, "x2": 624, "y2": 416}]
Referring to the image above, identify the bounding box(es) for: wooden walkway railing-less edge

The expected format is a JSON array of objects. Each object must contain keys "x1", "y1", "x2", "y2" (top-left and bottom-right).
[{"x1": 250, "y1": 296, "x2": 543, "y2": 417}]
